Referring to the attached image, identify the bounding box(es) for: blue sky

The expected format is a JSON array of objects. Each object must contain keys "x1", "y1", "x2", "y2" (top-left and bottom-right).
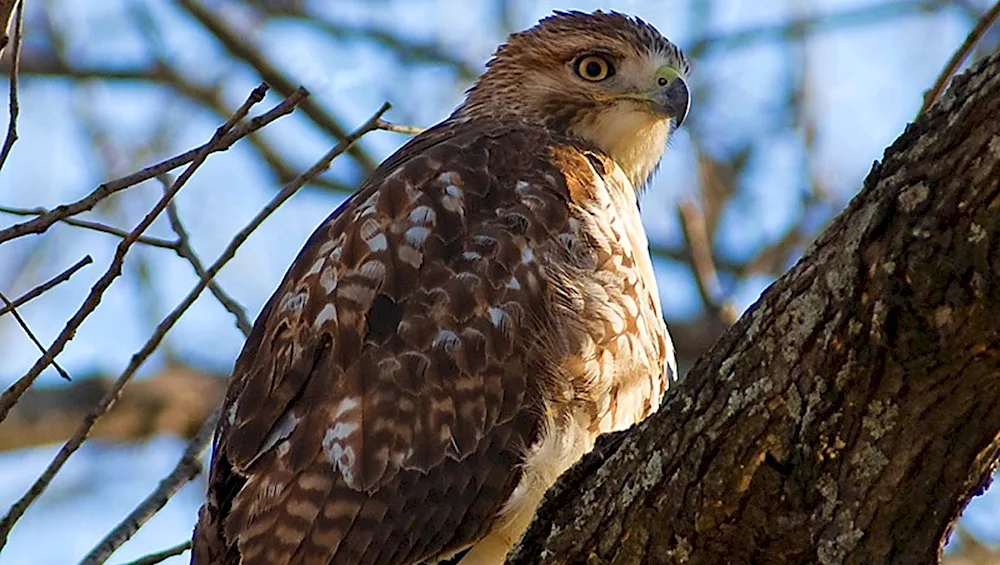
[{"x1": 0, "y1": 0, "x2": 996, "y2": 563}]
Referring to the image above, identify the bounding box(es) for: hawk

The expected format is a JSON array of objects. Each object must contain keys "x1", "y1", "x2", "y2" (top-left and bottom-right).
[{"x1": 193, "y1": 10, "x2": 688, "y2": 565}]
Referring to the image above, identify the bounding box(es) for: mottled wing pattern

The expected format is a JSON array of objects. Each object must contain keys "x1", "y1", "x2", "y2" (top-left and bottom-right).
[{"x1": 193, "y1": 123, "x2": 588, "y2": 565}]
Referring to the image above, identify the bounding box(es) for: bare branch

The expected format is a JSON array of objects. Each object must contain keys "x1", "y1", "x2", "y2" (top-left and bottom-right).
[
  {"x1": 287, "y1": 101, "x2": 392, "y2": 191},
  {"x1": 0, "y1": 205, "x2": 179, "y2": 250},
  {"x1": 0, "y1": 365, "x2": 225, "y2": 452},
  {"x1": 0, "y1": 0, "x2": 23, "y2": 172},
  {"x1": 177, "y1": 0, "x2": 379, "y2": 174},
  {"x1": 247, "y1": 2, "x2": 480, "y2": 81},
  {"x1": 0, "y1": 87, "x2": 274, "y2": 542},
  {"x1": 921, "y1": 0, "x2": 1000, "y2": 114},
  {"x1": 0, "y1": 86, "x2": 309, "y2": 246},
  {"x1": 0, "y1": 84, "x2": 267, "y2": 460},
  {"x1": 0, "y1": 100, "x2": 390, "y2": 556},
  {"x1": 0, "y1": 53, "x2": 354, "y2": 194},
  {"x1": 376, "y1": 118, "x2": 425, "y2": 136},
  {"x1": 677, "y1": 201, "x2": 737, "y2": 325},
  {"x1": 0, "y1": 292, "x2": 72, "y2": 381},
  {"x1": 118, "y1": 541, "x2": 191, "y2": 565},
  {"x1": 688, "y1": 0, "x2": 954, "y2": 56},
  {"x1": 0, "y1": 255, "x2": 91, "y2": 316},
  {"x1": 79, "y1": 410, "x2": 219, "y2": 565},
  {"x1": 165, "y1": 196, "x2": 252, "y2": 337}
]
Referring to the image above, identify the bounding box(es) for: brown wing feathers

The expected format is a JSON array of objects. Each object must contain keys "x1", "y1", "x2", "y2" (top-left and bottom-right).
[{"x1": 194, "y1": 123, "x2": 579, "y2": 565}]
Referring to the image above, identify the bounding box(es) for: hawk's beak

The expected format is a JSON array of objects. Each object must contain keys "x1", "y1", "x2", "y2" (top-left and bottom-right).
[{"x1": 650, "y1": 77, "x2": 690, "y2": 127}]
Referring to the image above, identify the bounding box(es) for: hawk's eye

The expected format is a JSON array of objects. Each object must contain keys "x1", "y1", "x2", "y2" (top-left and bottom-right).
[{"x1": 575, "y1": 55, "x2": 614, "y2": 81}]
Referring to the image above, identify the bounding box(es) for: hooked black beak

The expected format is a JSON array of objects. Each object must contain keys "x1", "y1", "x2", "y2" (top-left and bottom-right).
[{"x1": 653, "y1": 77, "x2": 690, "y2": 127}]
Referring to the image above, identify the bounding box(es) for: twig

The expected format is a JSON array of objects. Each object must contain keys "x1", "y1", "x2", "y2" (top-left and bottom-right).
[
  {"x1": 127, "y1": 3, "x2": 356, "y2": 197},
  {"x1": 253, "y1": 3, "x2": 480, "y2": 80},
  {"x1": 0, "y1": 255, "x2": 92, "y2": 316},
  {"x1": 0, "y1": 91, "x2": 270, "y2": 543},
  {"x1": 0, "y1": 292, "x2": 72, "y2": 381},
  {"x1": 178, "y1": 0, "x2": 379, "y2": 173},
  {"x1": 0, "y1": 84, "x2": 269, "y2": 457},
  {"x1": 117, "y1": 541, "x2": 191, "y2": 565},
  {"x1": 677, "y1": 201, "x2": 737, "y2": 325},
  {"x1": 164, "y1": 194, "x2": 252, "y2": 336},
  {"x1": 0, "y1": 87, "x2": 309, "y2": 246},
  {"x1": 9, "y1": 54, "x2": 356, "y2": 194},
  {"x1": 73, "y1": 102, "x2": 391, "y2": 564},
  {"x1": 376, "y1": 118, "x2": 425, "y2": 135},
  {"x1": 79, "y1": 411, "x2": 218, "y2": 565},
  {"x1": 0, "y1": 0, "x2": 23, "y2": 172},
  {"x1": 289, "y1": 101, "x2": 391, "y2": 190},
  {"x1": 0, "y1": 205, "x2": 179, "y2": 249},
  {"x1": 689, "y1": 0, "x2": 951, "y2": 56},
  {"x1": 920, "y1": 0, "x2": 1000, "y2": 114}
]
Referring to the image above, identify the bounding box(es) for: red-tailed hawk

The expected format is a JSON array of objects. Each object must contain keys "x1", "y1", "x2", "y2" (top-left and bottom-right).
[{"x1": 193, "y1": 10, "x2": 688, "y2": 565}]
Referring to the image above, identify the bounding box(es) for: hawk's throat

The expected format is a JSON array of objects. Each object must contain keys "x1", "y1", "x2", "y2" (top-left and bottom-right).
[{"x1": 568, "y1": 105, "x2": 671, "y2": 190}]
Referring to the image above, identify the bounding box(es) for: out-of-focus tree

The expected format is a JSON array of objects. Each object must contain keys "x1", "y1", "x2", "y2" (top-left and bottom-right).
[{"x1": 0, "y1": 1, "x2": 998, "y2": 563}]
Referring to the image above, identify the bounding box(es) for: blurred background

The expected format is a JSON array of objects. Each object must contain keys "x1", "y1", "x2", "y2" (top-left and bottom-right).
[{"x1": 0, "y1": 0, "x2": 998, "y2": 563}]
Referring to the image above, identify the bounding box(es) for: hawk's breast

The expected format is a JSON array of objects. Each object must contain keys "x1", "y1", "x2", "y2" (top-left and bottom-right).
[{"x1": 489, "y1": 146, "x2": 675, "y2": 551}]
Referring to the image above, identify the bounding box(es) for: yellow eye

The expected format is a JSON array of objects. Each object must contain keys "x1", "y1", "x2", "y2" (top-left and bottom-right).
[{"x1": 575, "y1": 55, "x2": 614, "y2": 81}]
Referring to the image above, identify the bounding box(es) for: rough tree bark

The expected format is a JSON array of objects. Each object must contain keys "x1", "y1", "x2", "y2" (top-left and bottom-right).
[{"x1": 507, "y1": 48, "x2": 1000, "y2": 564}]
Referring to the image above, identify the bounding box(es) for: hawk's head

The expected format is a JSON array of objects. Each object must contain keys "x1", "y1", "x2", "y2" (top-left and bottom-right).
[{"x1": 454, "y1": 10, "x2": 690, "y2": 189}]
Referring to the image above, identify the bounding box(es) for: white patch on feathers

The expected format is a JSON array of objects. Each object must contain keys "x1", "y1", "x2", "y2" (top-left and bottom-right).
[
  {"x1": 313, "y1": 303, "x2": 338, "y2": 330},
  {"x1": 366, "y1": 233, "x2": 389, "y2": 252},
  {"x1": 250, "y1": 411, "x2": 301, "y2": 467}
]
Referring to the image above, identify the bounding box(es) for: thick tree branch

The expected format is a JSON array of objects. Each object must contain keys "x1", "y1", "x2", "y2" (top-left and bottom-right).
[{"x1": 510, "y1": 47, "x2": 1000, "y2": 565}]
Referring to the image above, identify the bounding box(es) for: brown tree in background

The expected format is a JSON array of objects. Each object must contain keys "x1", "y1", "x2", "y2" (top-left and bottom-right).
[{"x1": 0, "y1": 1, "x2": 998, "y2": 564}]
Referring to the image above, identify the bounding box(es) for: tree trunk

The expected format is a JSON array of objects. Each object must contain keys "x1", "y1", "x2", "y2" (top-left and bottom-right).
[{"x1": 507, "y1": 48, "x2": 1000, "y2": 565}]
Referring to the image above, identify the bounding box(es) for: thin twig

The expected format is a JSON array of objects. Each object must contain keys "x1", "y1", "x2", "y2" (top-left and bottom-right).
[
  {"x1": 0, "y1": 87, "x2": 272, "y2": 530},
  {"x1": 677, "y1": 201, "x2": 737, "y2": 325},
  {"x1": 0, "y1": 53, "x2": 353, "y2": 193},
  {"x1": 80, "y1": 411, "x2": 218, "y2": 565},
  {"x1": 0, "y1": 205, "x2": 179, "y2": 249},
  {"x1": 0, "y1": 256, "x2": 92, "y2": 316},
  {"x1": 0, "y1": 292, "x2": 72, "y2": 381},
  {"x1": 74, "y1": 102, "x2": 391, "y2": 564},
  {"x1": 253, "y1": 3, "x2": 480, "y2": 80},
  {"x1": 164, "y1": 194, "x2": 252, "y2": 336},
  {"x1": 375, "y1": 118, "x2": 425, "y2": 135},
  {"x1": 0, "y1": 0, "x2": 23, "y2": 171},
  {"x1": 117, "y1": 541, "x2": 191, "y2": 565},
  {"x1": 126, "y1": 3, "x2": 355, "y2": 197},
  {"x1": 290, "y1": 101, "x2": 391, "y2": 190},
  {"x1": 920, "y1": 0, "x2": 1000, "y2": 114},
  {"x1": 0, "y1": 87, "x2": 309, "y2": 246},
  {"x1": 178, "y1": 0, "x2": 378, "y2": 173}
]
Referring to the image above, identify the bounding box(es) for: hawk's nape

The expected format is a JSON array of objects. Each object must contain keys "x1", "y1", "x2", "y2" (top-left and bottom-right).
[{"x1": 192, "y1": 10, "x2": 686, "y2": 565}]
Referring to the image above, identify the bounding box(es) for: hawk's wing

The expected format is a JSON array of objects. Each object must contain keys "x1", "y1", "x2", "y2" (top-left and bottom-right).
[{"x1": 192, "y1": 123, "x2": 577, "y2": 565}]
